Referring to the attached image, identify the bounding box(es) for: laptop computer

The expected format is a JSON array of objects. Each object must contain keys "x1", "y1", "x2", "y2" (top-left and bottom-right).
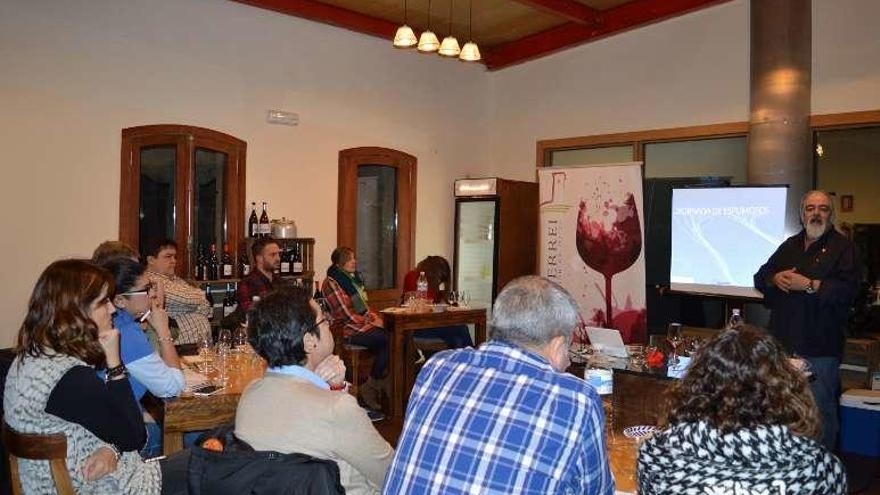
[{"x1": 585, "y1": 326, "x2": 628, "y2": 358}]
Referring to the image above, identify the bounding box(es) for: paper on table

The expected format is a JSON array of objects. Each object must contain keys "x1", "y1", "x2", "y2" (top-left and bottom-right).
[{"x1": 183, "y1": 367, "x2": 209, "y2": 392}]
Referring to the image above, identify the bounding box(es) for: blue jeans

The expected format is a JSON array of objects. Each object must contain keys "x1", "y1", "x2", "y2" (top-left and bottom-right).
[
  {"x1": 141, "y1": 421, "x2": 162, "y2": 459},
  {"x1": 806, "y1": 356, "x2": 841, "y2": 450},
  {"x1": 414, "y1": 325, "x2": 473, "y2": 349}
]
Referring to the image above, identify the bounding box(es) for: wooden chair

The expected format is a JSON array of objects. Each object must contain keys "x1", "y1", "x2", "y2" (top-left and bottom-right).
[
  {"x1": 2, "y1": 423, "x2": 74, "y2": 495},
  {"x1": 330, "y1": 322, "x2": 367, "y2": 397}
]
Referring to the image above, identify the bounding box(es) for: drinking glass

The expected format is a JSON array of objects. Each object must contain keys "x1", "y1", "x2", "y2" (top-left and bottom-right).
[
  {"x1": 234, "y1": 325, "x2": 249, "y2": 351},
  {"x1": 197, "y1": 336, "x2": 214, "y2": 373},
  {"x1": 446, "y1": 290, "x2": 458, "y2": 307},
  {"x1": 666, "y1": 323, "x2": 683, "y2": 366},
  {"x1": 459, "y1": 291, "x2": 470, "y2": 308},
  {"x1": 217, "y1": 328, "x2": 232, "y2": 351},
  {"x1": 215, "y1": 346, "x2": 229, "y2": 386}
]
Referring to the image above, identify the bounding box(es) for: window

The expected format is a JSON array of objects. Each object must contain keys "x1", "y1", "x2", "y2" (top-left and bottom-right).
[
  {"x1": 549, "y1": 145, "x2": 634, "y2": 167},
  {"x1": 120, "y1": 125, "x2": 246, "y2": 277},
  {"x1": 644, "y1": 137, "x2": 747, "y2": 183}
]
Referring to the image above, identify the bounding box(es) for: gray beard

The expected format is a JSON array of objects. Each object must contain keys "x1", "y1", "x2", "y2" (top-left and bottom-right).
[{"x1": 805, "y1": 220, "x2": 828, "y2": 240}]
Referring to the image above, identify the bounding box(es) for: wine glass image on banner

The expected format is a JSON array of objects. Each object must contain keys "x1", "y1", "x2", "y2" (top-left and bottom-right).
[
  {"x1": 576, "y1": 189, "x2": 642, "y2": 329},
  {"x1": 538, "y1": 163, "x2": 647, "y2": 344}
]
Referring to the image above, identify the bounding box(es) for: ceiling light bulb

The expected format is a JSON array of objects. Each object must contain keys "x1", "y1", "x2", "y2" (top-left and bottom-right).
[
  {"x1": 458, "y1": 41, "x2": 481, "y2": 62},
  {"x1": 438, "y1": 36, "x2": 461, "y2": 57},
  {"x1": 417, "y1": 31, "x2": 440, "y2": 52},
  {"x1": 393, "y1": 25, "x2": 418, "y2": 48}
]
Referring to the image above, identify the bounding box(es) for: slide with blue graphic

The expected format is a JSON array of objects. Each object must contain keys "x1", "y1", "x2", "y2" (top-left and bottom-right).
[{"x1": 670, "y1": 186, "x2": 788, "y2": 298}]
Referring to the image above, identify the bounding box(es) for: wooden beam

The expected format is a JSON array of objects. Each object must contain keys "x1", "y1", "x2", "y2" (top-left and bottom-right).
[
  {"x1": 231, "y1": 0, "x2": 399, "y2": 39},
  {"x1": 484, "y1": 0, "x2": 733, "y2": 70},
  {"x1": 509, "y1": 0, "x2": 598, "y2": 25}
]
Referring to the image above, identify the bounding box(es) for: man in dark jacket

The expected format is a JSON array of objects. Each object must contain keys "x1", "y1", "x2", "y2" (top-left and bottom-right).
[{"x1": 754, "y1": 190, "x2": 861, "y2": 449}]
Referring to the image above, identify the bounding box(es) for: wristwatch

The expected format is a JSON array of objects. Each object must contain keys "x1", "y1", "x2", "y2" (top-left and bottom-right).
[{"x1": 805, "y1": 280, "x2": 816, "y2": 294}]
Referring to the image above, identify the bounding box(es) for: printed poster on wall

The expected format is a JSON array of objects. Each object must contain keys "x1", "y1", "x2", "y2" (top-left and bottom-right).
[{"x1": 539, "y1": 163, "x2": 647, "y2": 344}]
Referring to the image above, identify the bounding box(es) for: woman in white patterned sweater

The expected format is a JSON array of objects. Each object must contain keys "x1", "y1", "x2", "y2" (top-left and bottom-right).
[
  {"x1": 637, "y1": 325, "x2": 846, "y2": 494},
  {"x1": 3, "y1": 259, "x2": 188, "y2": 494}
]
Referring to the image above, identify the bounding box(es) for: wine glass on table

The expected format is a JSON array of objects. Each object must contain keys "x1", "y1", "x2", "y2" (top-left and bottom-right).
[
  {"x1": 446, "y1": 290, "x2": 458, "y2": 308},
  {"x1": 197, "y1": 335, "x2": 214, "y2": 373},
  {"x1": 667, "y1": 323, "x2": 683, "y2": 366},
  {"x1": 217, "y1": 328, "x2": 232, "y2": 351}
]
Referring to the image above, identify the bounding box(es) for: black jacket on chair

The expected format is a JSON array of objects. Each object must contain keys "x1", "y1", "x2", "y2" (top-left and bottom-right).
[{"x1": 187, "y1": 426, "x2": 345, "y2": 495}]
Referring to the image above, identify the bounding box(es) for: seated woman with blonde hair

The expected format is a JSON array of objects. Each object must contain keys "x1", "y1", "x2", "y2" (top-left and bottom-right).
[{"x1": 637, "y1": 325, "x2": 846, "y2": 494}]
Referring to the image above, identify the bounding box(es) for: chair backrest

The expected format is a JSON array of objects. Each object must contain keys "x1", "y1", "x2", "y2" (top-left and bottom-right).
[{"x1": 2, "y1": 424, "x2": 73, "y2": 495}]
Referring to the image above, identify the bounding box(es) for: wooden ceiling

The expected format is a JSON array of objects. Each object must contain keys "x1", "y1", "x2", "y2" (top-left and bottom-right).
[{"x1": 232, "y1": 0, "x2": 732, "y2": 70}]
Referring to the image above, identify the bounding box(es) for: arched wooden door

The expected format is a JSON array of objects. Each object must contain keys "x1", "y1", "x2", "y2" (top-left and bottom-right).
[{"x1": 337, "y1": 147, "x2": 416, "y2": 310}]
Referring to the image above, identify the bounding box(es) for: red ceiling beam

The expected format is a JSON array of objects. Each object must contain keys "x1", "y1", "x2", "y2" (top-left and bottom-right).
[
  {"x1": 484, "y1": 0, "x2": 733, "y2": 70},
  {"x1": 231, "y1": 0, "x2": 399, "y2": 39},
  {"x1": 510, "y1": 0, "x2": 599, "y2": 25}
]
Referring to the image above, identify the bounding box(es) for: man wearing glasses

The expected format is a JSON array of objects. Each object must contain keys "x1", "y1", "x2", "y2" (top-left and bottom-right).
[
  {"x1": 235, "y1": 288, "x2": 394, "y2": 495},
  {"x1": 755, "y1": 190, "x2": 862, "y2": 449}
]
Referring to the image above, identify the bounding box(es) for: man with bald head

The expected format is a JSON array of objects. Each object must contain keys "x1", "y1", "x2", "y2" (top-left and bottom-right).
[{"x1": 755, "y1": 190, "x2": 862, "y2": 449}]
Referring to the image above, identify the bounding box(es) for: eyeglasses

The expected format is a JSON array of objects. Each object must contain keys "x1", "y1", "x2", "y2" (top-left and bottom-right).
[
  {"x1": 312, "y1": 298, "x2": 334, "y2": 329},
  {"x1": 120, "y1": 282, "x2": 153, "y2": 297}
]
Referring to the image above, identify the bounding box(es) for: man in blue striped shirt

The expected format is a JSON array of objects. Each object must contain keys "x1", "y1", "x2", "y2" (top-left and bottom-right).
[{"x1": 383, "y1": 276, "x2": 614, "y2": 495}]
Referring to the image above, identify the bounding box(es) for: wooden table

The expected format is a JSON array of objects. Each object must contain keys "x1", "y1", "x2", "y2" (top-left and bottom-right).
[
  {"x1": 381, "y1": 306, "x2": 488, "y2": 418},
  {"x1": 161, "y1": 355, "x2": 266, "y2": 455}
]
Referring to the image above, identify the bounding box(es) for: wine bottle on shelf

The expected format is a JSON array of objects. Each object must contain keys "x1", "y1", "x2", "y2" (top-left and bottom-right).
[
  {"x1": 239, "y1": 251, "x2": 251, "y2": 277},
  {"x1": 205, "y1": 286, "x2": 214, "y2": 321},
  {"x1": 221, "y1": 244, "x2": 234, "y2": 279},
  {"x1": 194, "y1": 244, "x2": 205, "y2": 281},
  {"x1": 279, "y1": 246, "x2": 291, "y2": 275},
  {"x1": 292, "y1": 244, "x2": 304, "y2": 274},
  {"x1": 248, "y1": 202, "x2": 259, "y2": 238},
  {"x1": 223, "y1": 284, "x2": 237, "y2": 317},
  {"x1": 259, "y1": 202, "x2": 270, "y2": 238},
  {"x1": 211, "y1": 284, "x2": 224, "y2": 316},
  {"x1": 207, "y1": 244, "x2": 219, "y2": 281}
]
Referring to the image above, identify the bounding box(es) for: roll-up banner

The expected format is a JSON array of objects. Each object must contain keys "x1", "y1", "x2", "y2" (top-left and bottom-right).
[{"x1": 538, "y1": 163, "x2": 647, "y2": 344}]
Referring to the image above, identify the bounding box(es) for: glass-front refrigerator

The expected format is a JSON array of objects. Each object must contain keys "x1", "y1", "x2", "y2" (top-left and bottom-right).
[
  {"x1": 455, "y1": 199, "x2": 498, "y2": 312},
  {"x1": 453, "y1": 178, "x2": 539, "y2": 314}
]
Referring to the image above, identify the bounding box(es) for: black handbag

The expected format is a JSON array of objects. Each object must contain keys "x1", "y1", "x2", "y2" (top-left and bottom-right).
[{"x1": 187, "y1": 425, "x2": 345, "y2": 495}]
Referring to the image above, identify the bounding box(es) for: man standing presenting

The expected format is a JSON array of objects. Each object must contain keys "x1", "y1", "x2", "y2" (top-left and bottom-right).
[
  {"x1": 144, "y1": 238, "x2": 212, "y2": 345},
  {"x1": 236, "y1": 237, "x2": 282, "y2": 313},
  {"x1": 755, "y1": 190, "x2": 861, "y2": 449},
  {"x1": 383, "y1": 276, "x2": 614, "y2": 495}
]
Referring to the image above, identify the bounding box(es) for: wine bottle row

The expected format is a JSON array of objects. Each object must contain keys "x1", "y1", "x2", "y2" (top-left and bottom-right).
[
  {"x1": 278, "y1": 244, "x2": 305, "y2": 276},
  {"x1": 193, "y1": 243, "x2": 309, "y2": 281},
  {"x1": 204, "y1": 283, "x2": 238, "y2": 321},
  {"x1": 194, "y1": 243, "x2": 250, "y2": 281},
  {"x1": 248, "y1": 201, "x2": 271, "y2": 238}
]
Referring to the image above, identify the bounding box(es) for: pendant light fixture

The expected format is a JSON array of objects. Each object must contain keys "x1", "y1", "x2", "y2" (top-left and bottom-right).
[
  {"x1": 393, "y1": 0, "x2": 417, "y2": 48},
  {"x1": 417, "y1": 0, "x2": 440, "y2": 53},
  {"x1": 459, "y1": 0, "x2": 480, "y2": 62},
  {"x1": 438, "y1": 0, "x2": 461, "y2": 57}
]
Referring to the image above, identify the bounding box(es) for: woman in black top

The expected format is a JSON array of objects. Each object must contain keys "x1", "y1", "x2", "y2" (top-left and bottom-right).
[{"x1": 4, "y1": 259, "x2": 188, "y2": 494}]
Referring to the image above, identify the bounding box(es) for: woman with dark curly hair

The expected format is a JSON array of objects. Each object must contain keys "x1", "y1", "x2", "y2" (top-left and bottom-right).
[
  {"x1": 637, "y1": 325, "x2": 846, "y2": 494},
  {"x1": 3, "y1": 259, "x2": 188, "y2": 494}
]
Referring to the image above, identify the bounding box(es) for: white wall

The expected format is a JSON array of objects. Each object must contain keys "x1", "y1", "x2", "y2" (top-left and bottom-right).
[
  {"x1": 812, "y1": 0, "x2": 880, "y2": 114},
  {"x1": 487, "y1": 0, "x2": 880, "y2": 177},
  {"x1": 0, "y1": 0, "x2": 489, "y2": 345},
  {"x1": 486, "y1": 0, "x2": 751, "y2": 179}
]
